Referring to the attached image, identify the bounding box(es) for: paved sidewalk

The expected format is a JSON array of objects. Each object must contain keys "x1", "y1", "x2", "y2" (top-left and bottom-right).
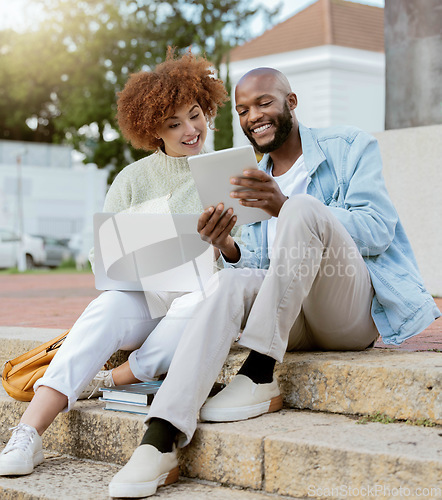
[
  {"x1": 0, "y1": 273, "x2": 100, "y2": 329},
  {"x1": 0, "y1": 272, "x2": 440, "y2": 351}
]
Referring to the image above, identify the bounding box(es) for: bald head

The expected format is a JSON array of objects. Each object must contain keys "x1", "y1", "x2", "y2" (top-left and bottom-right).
[
  {"x1": 236, "y1": 68, "x2": 292, "y2": 99},
  {"x1": 234, "y1": 67, "x2": 299, "y2": 155}
]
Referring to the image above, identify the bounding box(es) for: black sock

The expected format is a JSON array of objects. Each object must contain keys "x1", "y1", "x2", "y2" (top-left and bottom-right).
[
  {"x1": 237, "y1": 350, "x2": 276, "y2": 384},
  {"x1": 140, "y1": 418, "x2": 178, "y2": 453}
]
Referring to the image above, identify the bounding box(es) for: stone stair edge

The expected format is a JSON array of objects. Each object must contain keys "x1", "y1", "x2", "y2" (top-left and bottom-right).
[
  {"x1": 219, "y1": 347, "x2": 442, "y2": 424},
  {"x1": 0, "y1": 327, "x2": 65, "y2": 369},
  {"x1": 1, "y1": 395, "x2": 441, "y2": 499},
  {"x1": 2, "y1": 325, "x2": 442, "y2": 367},
  {"x1": 0, "y1": 452, "x2": 294, "y2": 500},
  {"x1": 1, "y1": 328, "x2": 441, "y2": 424},
  {"x1": 1, "y1": 324, "x2": 441, "y2": 353},
  {"x1": 1, "y1": 391, "x2": 441, "y2": 457}
]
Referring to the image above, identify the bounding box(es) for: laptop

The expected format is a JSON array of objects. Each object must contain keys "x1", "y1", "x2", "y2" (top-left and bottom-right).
[{"x1": 93, "y1": 213, "x2": 214, "y2": 292}]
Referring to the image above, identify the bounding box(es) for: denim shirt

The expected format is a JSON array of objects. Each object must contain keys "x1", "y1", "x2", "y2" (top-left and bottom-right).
[{"x1": 224, "y1": 123, "x2": 440, "y2": 345}]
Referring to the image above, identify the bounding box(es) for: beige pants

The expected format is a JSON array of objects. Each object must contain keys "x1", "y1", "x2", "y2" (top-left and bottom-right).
[{"x1": 147, "y1": 195, "x2": 379, "y2": 446}]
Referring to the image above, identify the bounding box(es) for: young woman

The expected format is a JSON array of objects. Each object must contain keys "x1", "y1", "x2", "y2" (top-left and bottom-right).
[{"x1": 0, "y1": 49, "x2": 228, "y2": 476}]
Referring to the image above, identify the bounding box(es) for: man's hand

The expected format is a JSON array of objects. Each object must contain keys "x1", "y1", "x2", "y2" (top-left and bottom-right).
[
  {"x1": 197, "y1": 204, "x2": 240, "y2": 262},
  {"x1": 230, "y1": 169, "x2": 288, "y2": 217}
]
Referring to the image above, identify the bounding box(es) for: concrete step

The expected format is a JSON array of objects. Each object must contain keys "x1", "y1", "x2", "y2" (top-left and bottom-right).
[
  {"x1": 1, "y1": 326, "x2": 441, "y2": 424},
  {"x1": 0, "y1": 327, "x2": 65, "y2": 369},
  {"x1": 1, "y1": 386, "x2": 441, "y2": 498},
  {"x1": 0, "y1": 326, "x2": 129, "y2": 372},
  {"x1": 222, "y1": 345, "x2": 442, "y2": 424},
  {"x1": 0, "y1": 452, "x2": 293, "y2": 500}
]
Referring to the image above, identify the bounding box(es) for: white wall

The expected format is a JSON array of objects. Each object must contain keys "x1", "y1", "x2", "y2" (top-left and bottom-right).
[
  {"x1": 0, "y1": 140, "x2": 71, "y2": 168},
  {"x1": 225, "y1": 45, "x2": 385, "y2": 146},
  {"x1": 373, "y1": 125, "x2": 442, "y2": 297},
  {"x1": 0, "y1": 144, "x2": 108, "y2": 239}
]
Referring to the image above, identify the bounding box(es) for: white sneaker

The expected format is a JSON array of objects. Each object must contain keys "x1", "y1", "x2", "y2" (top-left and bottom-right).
[
  {"x1": 0, "y1": 423, "x2": 44, "y2": 476},
  {"x1": 200, "y1": 374, "x2": 283, "y2": 422},
  {"x1": 109, "y1": 444, "x2": 179, "y2": 498},
  {"x1": 78, "y1": 370, "x2": 115, "y2": 399}
]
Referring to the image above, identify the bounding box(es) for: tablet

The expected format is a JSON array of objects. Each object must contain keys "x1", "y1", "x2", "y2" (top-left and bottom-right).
[{"x1": 188, "y1": 145, "x2": 271, "y2": 226}]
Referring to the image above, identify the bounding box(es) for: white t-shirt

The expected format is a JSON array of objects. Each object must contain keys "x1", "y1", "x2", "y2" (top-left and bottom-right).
[{"x1": 267, "y1": 154, "x2": 310, "y2": 259}]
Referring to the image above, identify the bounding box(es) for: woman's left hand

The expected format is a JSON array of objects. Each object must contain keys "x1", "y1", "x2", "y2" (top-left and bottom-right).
[{"x1": 197, "y1": 204, "x2": 239, "y2": 262}]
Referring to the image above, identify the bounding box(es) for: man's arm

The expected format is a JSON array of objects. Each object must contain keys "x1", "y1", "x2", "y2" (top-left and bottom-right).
[{"x1": 326, "y1": 133, "x2": 398, "y2": 257}]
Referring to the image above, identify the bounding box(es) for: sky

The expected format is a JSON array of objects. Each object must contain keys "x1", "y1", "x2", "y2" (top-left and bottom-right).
[{"x1": 0, "y1": 0, "x2": 385, "y2": 33}]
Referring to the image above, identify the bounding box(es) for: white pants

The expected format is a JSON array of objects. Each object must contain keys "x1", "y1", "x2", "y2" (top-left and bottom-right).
[
  {"x1": 146, "y1": 195, "x2": 380, "y2": 447},
  {"x1": 35, "y1": 289, "x2": 203, "y2": 411}
]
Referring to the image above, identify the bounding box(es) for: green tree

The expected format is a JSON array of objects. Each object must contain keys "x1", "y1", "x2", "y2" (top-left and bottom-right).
[
  {"x1": 214, "y1": 59, "x2": 234, "y2": 151},
  {"x1": 0, "y1": 27, "x2": 64, "y2": 142},
  {"x1": 0, "y1": 0, "x2": 278, "y2": 180}
]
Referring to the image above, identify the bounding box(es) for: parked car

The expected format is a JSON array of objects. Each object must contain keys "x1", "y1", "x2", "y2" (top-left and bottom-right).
[
  {"x1": 31, "y1": 235, "x2": 72, "y2": 268},
  {"x1": 0, "y1": 228, "x2": 46, "y2": 269},
  {"x1": 68, "y1": 231, "x2": 94, "y2": 270}
]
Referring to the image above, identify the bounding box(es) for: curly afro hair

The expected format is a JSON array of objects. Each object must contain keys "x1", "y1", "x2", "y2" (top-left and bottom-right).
[{"x1": 117, "y1": 48, "x2": 229, "y2": 152}]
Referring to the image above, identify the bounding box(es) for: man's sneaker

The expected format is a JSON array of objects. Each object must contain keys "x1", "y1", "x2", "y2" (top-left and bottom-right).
[
  {"x1": 109, "y1": 444, "x2": 179, "y2": 498},
  {"x1": 78, "y1": 370, "x2": 115, "y2": 399},
  {"x1": 0, "y1": 423, "x2": 44, "y2": 476},
  {"x1": 200, "y1": 374, "x2": 283, "y2": 422}
]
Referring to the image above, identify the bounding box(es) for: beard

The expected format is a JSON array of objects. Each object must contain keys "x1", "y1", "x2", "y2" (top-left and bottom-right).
[{"x1": 243, "y1": 102, "x2": 293, "y2": 154}]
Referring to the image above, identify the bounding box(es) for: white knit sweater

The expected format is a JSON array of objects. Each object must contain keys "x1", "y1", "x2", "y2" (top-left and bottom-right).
[{"x1": 103, "y1": 147, "x2": 206, "y2": 215}]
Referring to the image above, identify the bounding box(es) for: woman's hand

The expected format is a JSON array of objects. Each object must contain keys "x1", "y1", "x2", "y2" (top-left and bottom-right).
[
  {"x1": 197, "y1": 204, "x2": 240, "y2": 262},
  {"x1": 230, "y1": 169, "x2": 288, "y2": 217}
]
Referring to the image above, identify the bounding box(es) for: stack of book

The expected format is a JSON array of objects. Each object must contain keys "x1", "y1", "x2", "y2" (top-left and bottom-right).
[{"x1": 99, "y1": 381, "x2": 163, "y2": 415}]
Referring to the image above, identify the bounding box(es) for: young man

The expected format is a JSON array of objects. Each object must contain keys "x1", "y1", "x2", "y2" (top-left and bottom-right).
[{"x1": 108, "y1": 68, "x2": 440, "y2": 498}]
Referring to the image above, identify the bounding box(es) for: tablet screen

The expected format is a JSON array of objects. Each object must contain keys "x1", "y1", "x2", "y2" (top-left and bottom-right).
[{"x1": 188, "y1": 145, "x2": 271, "y2": 226}]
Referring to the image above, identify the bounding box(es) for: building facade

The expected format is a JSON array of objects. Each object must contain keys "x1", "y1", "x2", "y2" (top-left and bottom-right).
[
  {"x1": 224, "y1": 0, "x2": 385, "y2": 146},
  {"x1": 0, "y1": 140, "x2": 108, "y2": 242}
]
